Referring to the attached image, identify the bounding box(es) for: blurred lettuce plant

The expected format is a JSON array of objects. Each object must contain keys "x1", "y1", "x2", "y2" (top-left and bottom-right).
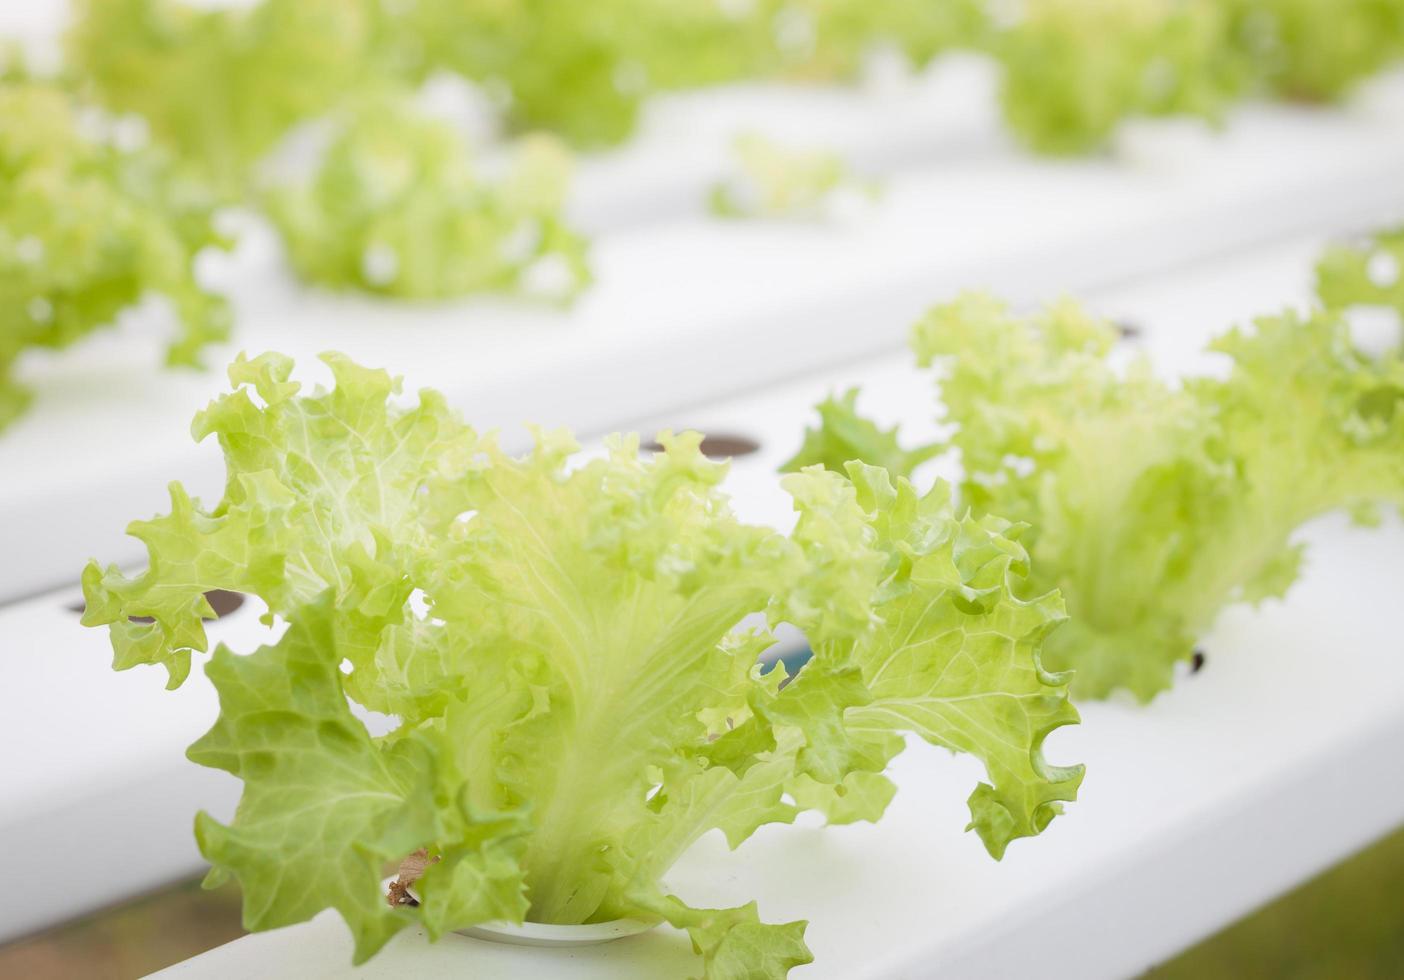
[
  {"x1": 265, "y1": 96, "x2": 588, "y2": 301},
  {"x1": 996, "y1": 0, "x2": 1246, "y2": 155},
  {"x1": 0, "y1": 82, "x2": 229, "y2": 432},
  {"x1": 67, "y1": 0, "x2": 381, "y2": 195},
  {"x1": 709, "y1": 133, "x2": 877, "y2": 220},
  {"x1": 1227, "y1": 0, "x2": 1404, "y2": 101},
  {"x1": 334, "y1": 0, "x2": 988, "y2": 147}
]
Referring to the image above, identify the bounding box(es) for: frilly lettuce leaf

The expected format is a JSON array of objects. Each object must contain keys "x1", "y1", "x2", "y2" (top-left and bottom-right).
[
  {"x1": 789, "y1": 291, "x2": 1404, "y2": 701},
  {"x1": 791, "y1": 463, "x2": 1080, "y2": 856},
  {"x1": 781, "y1": 387, "x2": 940, "y2": 478},
  {"x1": 0, "y1": 81, "x2": 229, "y2": 433},
  {"x1": 378, "y1": 0, "x2": 986, "y2": 148},
  {"x1": 86, "y1": 351, "x2": 1081, "y2": 976},
  {"x1": 264, "y1": 94, "x2": 588, "y2": 300}
]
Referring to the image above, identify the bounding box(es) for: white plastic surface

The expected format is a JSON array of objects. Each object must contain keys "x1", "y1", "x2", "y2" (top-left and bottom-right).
[
  {"x1": 7, "y1": 234, "x2": 1402, "y2": 969},
  {"x1": 458, "y1": 918, "x2": 656, "y2": 949},
  {"x1": 4, "y1": 63, "x2": 1404, "y2": 600}
]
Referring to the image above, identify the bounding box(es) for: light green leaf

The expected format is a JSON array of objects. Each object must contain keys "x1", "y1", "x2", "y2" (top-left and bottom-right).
[
  {"x1": 781, "y1": 387, "x2": 940, "y2": 481},
  {"x1": 264, "y1": 94, "x2": 589, "y2": 301},
  {"x1": 813, "y1": 290, "x2": 1404, "y2": 702},
  {"x1": 631, "y1": 890, "x2": 813, "y2": 980},
  {"x1": 1317, "y1": 226, "x2": 1404, "y2": 316},
  {"x1": 68, "y1": 0, "x2": 380, "y2": 193},
  {"x1": 787, "y1": 770, "x2": 898, "y2": 826},
  {"x1": 188, "y1": 602, "x2": 440, "y2": 963},
  {"x1": 996, "y1": 0, "x2": 1245, "y2": 155},
  {"x1": 90, "y1": 353, "x2": 1083, "y2": 978}
]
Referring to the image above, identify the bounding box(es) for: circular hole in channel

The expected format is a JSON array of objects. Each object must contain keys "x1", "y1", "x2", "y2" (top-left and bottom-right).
[
  {"x1": 69, "y1": 588, "x2": 247, "y2": 623},
  {"x1": 639, "y1": 432, "x2": 761, "y2": 459}
]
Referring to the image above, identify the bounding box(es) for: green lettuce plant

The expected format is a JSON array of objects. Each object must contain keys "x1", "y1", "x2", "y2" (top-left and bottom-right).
[
  {"x1": 0, "y1": 82, "x2": 228, "y2": 432},
  {"x1": 83, "y1": 351, "x2": 1082, "y2": 977},
  {"x1": 67, "y1": 0, "x2": 380, "y2": 195},
  {"x1": 370, "y1": 0, "x2": 745, "y2": 148},
  {"x1": 265, "y1": 96, "x2": 588, "y2": 301},
  {"x1": 786, "y1": 292, "x2": 1404, "y2": 701},
  {"x1": 376, "y1": 0, "x2": 988, "y2": 148},
  {"x1": 1227, "y1": 0, "x2": 1404, "y2": 101},
  {"x1": 995, "y1": 0, "x2": 1246, "y2": 155}
]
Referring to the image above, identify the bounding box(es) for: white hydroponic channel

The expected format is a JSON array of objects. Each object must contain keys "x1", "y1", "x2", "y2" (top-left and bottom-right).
[{"x1": 6, "y1": 233, "x2": 1403, "y2": 980}]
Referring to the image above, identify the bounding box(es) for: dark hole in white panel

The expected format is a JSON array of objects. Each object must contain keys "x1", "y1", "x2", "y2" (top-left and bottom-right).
[
  {"x1": 69, "y1": 589, "x2": 246, "y2": 623},
  {"x1": 640, "y1": 432, "x2": 761, "y2": 459}
]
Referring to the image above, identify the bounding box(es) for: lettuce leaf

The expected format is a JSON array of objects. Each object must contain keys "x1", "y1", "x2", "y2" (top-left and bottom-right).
[
  {"x1": 787, "y1": 292, "x2": 1404, "y2": 701},
  {"x1": 781, "y1": 387, "x2": 940, "y2": 479},
  {"x1": 67, "y1": 0, "x2": 381, "y2": 194},
  {"x1": 264, "y1": 94, "x2": 588, "y2": 300},
  {"x1": 85, "y1": 351, "x2": 1081, "y2": 976},
  {"x1": 1317, "y1": 226, "x2": 1404, "y2": 316},
  {"x1": 0, "y1": 82, "x2": 229, "y2": 433},
  {"x1": 376, "y1": 0, "x2": 985, "y2": 148}
]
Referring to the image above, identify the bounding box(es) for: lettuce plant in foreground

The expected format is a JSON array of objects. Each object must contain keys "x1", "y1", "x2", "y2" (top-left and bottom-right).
[
  {"x1": 786, "y1": 293, "x2": 1404, "y2": 701},
  {"x1": 82, "y1": 352, "x2": 1082, "y2": 976},
  {"x1": 265, "y1": 97, "x2": 588, "y2": 301},
  {"x1": 0, "y1": 82, "x2": 229, "y2": 432}
]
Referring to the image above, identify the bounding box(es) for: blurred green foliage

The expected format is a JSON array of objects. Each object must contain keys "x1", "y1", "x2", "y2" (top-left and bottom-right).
[
  {"x1": 1228, "y1": 0, "x2": 1404, "y2": 101},
  {"x1": 266, "y1": 94, "x2": 589, "y2": 299},
  {"x1": 998, "y1": 0, "x2": 1249, "y2": 154},
  {"x1": 0, "y1": 81, "x2": 229, "y2": 432},
  {"x1": 64, "y1": 0, "x2": 1404, "y2": 168}
]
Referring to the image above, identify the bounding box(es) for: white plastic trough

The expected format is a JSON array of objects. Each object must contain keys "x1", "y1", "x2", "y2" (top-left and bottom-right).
[{"x1": 5, "y1": 234, "x2": 1403, "y2": 978}]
